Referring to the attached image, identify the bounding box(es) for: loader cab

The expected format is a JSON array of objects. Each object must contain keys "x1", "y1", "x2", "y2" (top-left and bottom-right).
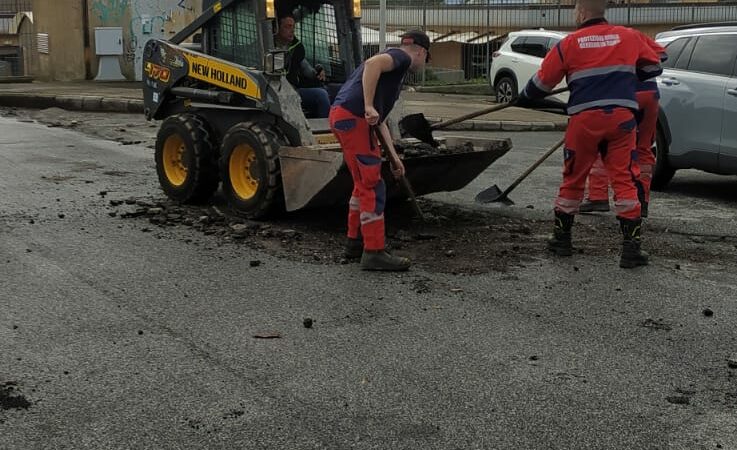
[{"x1": 199, "y1": 0, "x2": 362, "y2": 99}]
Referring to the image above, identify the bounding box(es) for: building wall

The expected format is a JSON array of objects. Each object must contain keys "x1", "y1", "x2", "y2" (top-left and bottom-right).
[
  {"x1": 31, "y1": 0, "x2": 86, "y2": 81},
  {"x1": 87, "y1": 0, "x2": 201, "y2": 80},
  {"x1": 31, "y1": 0, "x2": 200, "y2": 81}
]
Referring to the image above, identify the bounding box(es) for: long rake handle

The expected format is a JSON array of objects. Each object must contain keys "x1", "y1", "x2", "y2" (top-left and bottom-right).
[
  {"x1": 431, "y1": 102, "x2": 513, "y2": 130},
  {"x1": 500, "y1": 137, "x2": 565, "y2": 199},
  {"x1": 430, "y1": 86, "x2": 569, "y2": 131}
]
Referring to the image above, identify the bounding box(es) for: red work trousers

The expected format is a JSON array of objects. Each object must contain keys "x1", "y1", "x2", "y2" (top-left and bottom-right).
[
  {"x1": 329, "y1": 105, "x2": 387, "y2": 251},
  {"x1": 556, "y1": 107, "x2": 641, "y2": 219},
  {"x1": 586, "y1": 91, "x2": 659, "y2": 203}
]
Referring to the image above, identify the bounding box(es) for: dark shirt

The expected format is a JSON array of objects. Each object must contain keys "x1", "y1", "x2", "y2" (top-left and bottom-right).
[
  {"x1": 279, "y1": 37, "x2": 321, "y2": 88},
  {"x1": 333, "y1": 48, "x2": 411, "y2": 122}
]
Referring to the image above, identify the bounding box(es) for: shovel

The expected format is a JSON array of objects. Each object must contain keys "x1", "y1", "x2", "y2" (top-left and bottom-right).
[
  {"x1": 400, "y1": 87, "x2": 568, "y2": 147},
  {"x1": 372, "y1": 126, "x2": 425, "y2": 221},
  {"x1": 475, "y1": 137, "x2": 565, "y2": 205}
]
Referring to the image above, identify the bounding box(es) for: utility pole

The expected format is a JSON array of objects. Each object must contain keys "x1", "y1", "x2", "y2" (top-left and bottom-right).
[{"x1": 379, "y1": 0, "x2": 387, "y2": 51}]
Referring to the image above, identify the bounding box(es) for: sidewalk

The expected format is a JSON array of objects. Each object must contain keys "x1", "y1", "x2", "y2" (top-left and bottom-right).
[{"x1": 0, "y1": 81, "x2": 568, "y2": 131}]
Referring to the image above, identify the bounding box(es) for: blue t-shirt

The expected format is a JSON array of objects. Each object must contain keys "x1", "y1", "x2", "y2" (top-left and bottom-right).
[{"x1": 333, "y1": 48, "x2": 411, "y2": 123}]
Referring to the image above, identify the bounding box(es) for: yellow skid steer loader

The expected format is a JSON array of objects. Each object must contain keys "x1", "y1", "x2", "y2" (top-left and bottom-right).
[{"x1": 142, "y1": 0, "x2": 512, "y2": 218}]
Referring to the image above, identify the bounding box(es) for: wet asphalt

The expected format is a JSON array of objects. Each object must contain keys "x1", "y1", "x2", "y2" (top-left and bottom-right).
[{"x1": 1, "y1": 114, "x2": 737, "y2": 449}]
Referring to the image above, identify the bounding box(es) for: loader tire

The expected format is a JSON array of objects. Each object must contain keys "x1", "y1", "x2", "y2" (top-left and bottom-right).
[
  {"x1": 155, "y1": 114, "x2": 219, "y2": 203},
  {"x1": 219, "y1": 122, "x2": 283, "y2": 219}
]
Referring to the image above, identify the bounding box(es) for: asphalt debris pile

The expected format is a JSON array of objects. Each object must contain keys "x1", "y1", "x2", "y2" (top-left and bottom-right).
[
  {"x1": 108, "y1": 195, "x2": 564, "y2": 274},
  {"x1": 0, "y1": 381, "x2": 31, "y2": 411},
  {"x1": 395, "y1": 140, "x2": 476, "y2": 158},
  {"x1": 108, "y1": 194, "x2": 737, "y2": 275}
]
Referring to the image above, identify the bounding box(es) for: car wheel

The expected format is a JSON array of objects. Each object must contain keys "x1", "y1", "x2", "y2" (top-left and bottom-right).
[
  {"x1": 495, "y1": 76, "x2": 518, "y2": 104},
  {"x1": 651, "y1": 125, "x2": 676, "y2": 190}
]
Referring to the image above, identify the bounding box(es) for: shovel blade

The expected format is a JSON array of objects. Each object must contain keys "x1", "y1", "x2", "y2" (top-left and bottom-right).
[
  {"x1": 399, "y1": 113, "x2": 439, "y2": 147},
  {"x1": 475, "y1": 185, "x2": 515, "y2": 205}
]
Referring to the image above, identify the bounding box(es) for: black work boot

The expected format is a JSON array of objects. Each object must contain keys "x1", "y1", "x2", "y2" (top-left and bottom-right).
[
  {"x1": 344, "y1": 237, "x2": 363, "y2": 259},
  {"x1": 361, "y1": 250, "x2": 411, "y2": 271},
  {"x1": 547, "y1": 211, "x2": 574, "y2": 256},
  {"x1": 619, "y1": 217, "x2": 649, "y2": 268}
]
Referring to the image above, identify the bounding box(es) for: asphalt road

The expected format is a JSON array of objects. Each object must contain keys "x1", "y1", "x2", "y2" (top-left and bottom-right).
[{"x1": 2, "y1": 113, "x2": 737, "y2": 449}]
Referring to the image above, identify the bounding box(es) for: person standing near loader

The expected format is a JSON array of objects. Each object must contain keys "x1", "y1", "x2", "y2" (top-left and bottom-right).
[
  {"x1": 329, "y1": 30, "x2": 430, "y2": 271},
  {"x1": 516, "y1": 0, "x2": 663, "y2": 268},
  {"x1": 580, "y1": 34, "x2": 667, "y2": 218}
]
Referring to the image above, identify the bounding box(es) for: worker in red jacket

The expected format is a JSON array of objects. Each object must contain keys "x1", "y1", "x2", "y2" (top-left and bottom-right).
[
  {"x1": 581, "y1": 33, "x2": 667, "y2": 218},
  {"x1": 329, "y1": 30, "x2": 430, "y2": 271},
  {"x1": 517, "y1": 0, "x2": 662, "y2": 268}
]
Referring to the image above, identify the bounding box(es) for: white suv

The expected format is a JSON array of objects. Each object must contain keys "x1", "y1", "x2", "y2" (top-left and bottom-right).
[{"x1": 489, "y1": 29, "x2": 569, "y2": 104}]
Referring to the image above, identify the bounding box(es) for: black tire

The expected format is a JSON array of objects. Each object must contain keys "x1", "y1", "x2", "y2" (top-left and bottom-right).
[
  {"x1": 651, "y1": 125, "x2": 676, "y2": 190},
  {"x1": 219, "y1": 122, "x2": 283, "y2": 219},
  {"x1": 495, "y1": 75, "x2": 518, "y2": 104},
  {"x1": 154, "y1": 114, "x2": 219, "y2": 203}
]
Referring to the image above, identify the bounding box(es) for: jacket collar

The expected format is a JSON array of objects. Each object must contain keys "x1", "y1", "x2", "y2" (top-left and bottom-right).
[{"x1": 578, "y1": 17, "x2": 608, "y2": 29}]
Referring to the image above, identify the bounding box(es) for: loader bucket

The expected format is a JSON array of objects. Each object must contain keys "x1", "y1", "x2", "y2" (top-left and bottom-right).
[{"x1": 278, "y1": 136, "x2": 512, "y2": 212}]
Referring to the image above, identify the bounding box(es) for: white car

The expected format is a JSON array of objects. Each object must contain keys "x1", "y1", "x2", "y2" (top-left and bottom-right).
[{"x1": 489, "y1": 29, "x2": 569, "y2": 104}]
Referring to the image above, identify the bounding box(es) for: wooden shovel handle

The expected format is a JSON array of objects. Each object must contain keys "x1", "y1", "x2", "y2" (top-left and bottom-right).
[{"x1": 430, "y1": 86, "x2": 569, "y2": 131}]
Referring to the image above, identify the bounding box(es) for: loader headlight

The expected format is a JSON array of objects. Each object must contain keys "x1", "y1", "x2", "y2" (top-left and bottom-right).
[{"x1": 265, "y1": 50, "x2": 287, "y2": 75}]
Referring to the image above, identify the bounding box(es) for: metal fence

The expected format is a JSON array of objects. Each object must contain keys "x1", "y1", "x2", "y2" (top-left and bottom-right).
[
  {"x1": 0, "y1": 0, "x2": 33, "y2": 79},
  {"x1": 0, "y1": 0, "x2": 31, "y2": 14},
  {"x1": 360, "y1": 0, "x2": 737, "y2": 84}
]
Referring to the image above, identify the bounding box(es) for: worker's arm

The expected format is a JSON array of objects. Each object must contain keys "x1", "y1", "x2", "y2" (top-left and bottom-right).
[
  {"x1": 299, "y1": 59, "x2": 326, "y2": 82},
  {"x1": 362, "y1": 53, "x2": 396, "y2": 125},
  {"x1": 378, "y1": 121, "x2": 405, "y2": 179},
  {"x1": 636, "y1": 32, "x2": 666, "y2": 80}
]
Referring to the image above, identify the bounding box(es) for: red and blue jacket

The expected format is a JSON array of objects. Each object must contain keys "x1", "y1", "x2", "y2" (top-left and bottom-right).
[
  {"x1": 522, "y1": 18, "x2": 663, "y2": 115},
  {"x1": 636, "y1": 31, "x2": 667, "y2": 95}
]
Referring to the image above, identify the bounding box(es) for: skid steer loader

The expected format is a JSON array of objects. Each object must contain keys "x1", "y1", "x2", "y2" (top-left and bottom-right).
[{"x1": 142, "y1": 0, "x2": 512, "y2": 218}]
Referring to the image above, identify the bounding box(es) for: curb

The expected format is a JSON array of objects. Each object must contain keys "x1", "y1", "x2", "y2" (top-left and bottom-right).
[
  {"x1": 0, "y1": 93, "x2": 144, "y2": 114},
  {"x1": 0, "y1": 93, "x2": 567, "y2": 131}
]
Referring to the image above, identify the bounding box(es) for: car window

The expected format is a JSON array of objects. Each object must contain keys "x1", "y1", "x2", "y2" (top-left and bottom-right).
[
  {"x1": 674, "y1": 37, "x2": 696, "y2": 70},
  {"x1": 523, "y1": 36, "x2": 549, "y2": 58},
  {"x1": 687, "y1": 34, "x2": 737, "y2": 77},
  {"x1": 547, "y1": 37, "x2": 561, "y2": 52},
  {"x1": 510, "y1": 37, "x2": 527, "y2": 53},
  {"x1": 662, "y1": 37, "x2": 689, "y2": 69}
]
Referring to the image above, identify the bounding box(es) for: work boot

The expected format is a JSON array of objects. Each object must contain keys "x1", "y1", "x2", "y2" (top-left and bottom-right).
[
  {"x1": 360, "y1": 250, "x2": 411, "y2": 271},
  {"x1": 344, "y1": 237, "x2": 363, "y2": 259},
  {"x1": 619, "y1": 217, "x2": 649, "y2": 268},
  {"x1": 579, "y1": 199, "x2": 610, "y2": 213},
  {"x1": 547, "y1": 211, "x2": 574, "y2": 256}
]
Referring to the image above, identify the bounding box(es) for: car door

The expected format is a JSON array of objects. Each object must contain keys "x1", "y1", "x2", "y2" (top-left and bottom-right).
[
  {"x1": 511, "y1": 36, "x2": 547, "y2": 93},
  {"x1": 658, "y1": 35, "x2": 729, "y2": 172},
  {"x1": 546, "y1": 37, "x2": 569, "y2": 102},
  {"x1": 718, "y1": 36, "x2": 737, "y2": 173}
]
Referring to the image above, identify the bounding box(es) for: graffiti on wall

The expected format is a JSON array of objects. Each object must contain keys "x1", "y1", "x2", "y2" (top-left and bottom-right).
[
  {"x1": 89, "y1": 0, "x2": 197, "y2": 80},
  {"x1": 91, "y1": 0, "x2": 130, "y2": 23},
  {"x1": 128, "y1": 0, "x2": 197, "y2": 80}
]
